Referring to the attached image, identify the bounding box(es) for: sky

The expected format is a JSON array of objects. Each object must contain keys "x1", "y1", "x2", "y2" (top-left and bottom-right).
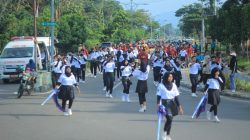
[{"x1": 116, "y1": 0, "x2": 200, "y2": 28}]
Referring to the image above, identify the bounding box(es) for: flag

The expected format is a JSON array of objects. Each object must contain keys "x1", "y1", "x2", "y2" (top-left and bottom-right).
[
  {"x1": 157, "y1": 105, "x2": 167, "y2": 140},
  {"x1": 192, "y1": 95, "x2": 207, "y2": 119}
]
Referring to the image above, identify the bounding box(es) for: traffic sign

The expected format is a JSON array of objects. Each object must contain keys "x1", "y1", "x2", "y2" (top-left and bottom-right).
[{"x1": 41, "y1": 22, "x2": 56, "y2": 26}]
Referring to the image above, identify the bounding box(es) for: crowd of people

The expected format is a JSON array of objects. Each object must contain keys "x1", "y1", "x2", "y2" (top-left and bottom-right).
[{"x1": 49, "y1": 40, "x2": 237, "y2": 140}]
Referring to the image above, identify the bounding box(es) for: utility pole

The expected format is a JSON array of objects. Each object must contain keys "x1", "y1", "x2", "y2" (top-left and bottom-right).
[
  {"x1": 33, "y1": 0, "x2": 38, "y2": 71},
  {"x1": 50, "y1": 0, "x2": 55, "y2": 64},
  {"x1": 201, "y1": 1, "x2": 205, "y2": 51},
  {"x1": 130, "y1": 0, "x2": 133, "y2": 42}
]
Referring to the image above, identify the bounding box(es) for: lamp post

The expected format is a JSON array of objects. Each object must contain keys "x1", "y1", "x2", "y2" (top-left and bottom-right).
[{"x1": 50, "y1": 0, "x2": 55, "y2": 64}]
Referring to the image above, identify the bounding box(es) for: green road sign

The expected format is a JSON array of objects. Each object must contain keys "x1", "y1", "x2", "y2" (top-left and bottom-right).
[{"x1": 41, "y1": 22, "x2": 56, "y2": 26}]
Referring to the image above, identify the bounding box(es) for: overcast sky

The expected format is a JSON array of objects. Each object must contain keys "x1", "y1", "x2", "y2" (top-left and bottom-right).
[{"x1": 117, "y1": 0, "x2": 201, "y2": 27}]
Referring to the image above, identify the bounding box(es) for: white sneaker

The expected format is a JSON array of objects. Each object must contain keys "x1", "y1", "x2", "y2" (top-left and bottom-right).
[
  {"x1": 122, "y1": 94, "x2": 125, "y2": 102},
  {"x1": 103, "y1": 87, "x2": 106, "y2": 91},
  {"x1": 206, "y1": 111, "x2": 211, "y2": 120},
  {"x1": 94, "y1": 75, "x2": 96, "y2": 78},
  {"x1": 214, "y1": 116, "x2": 220, "y2": 123},
  {"x1": 139, "y1": 107, "x2": 145, "y2": 112},
  {"x1": 68, "y1": 109, "x2": 72, "y2": 115},
  {"x1": 231, "y1": 90, "x2": 236, "y2": 93},
  {"x1": 166, "y1": 136, "x2": 172, "y2": 140},
  {"x1": 64, "y1": 111, "x2": 69, "y2": 116},
  {"x1": 191, "y1": 93, "x2": 198, "y2": 97},
  {"x1": 143, "y1": 105, "x2": 147, "y2": 111},
  {"x1": 162, "y1": 132, "x2": 167, "y2": 140},
  {"x1": 82, "y1": 81, "x2": 85, "y2": 83},
  {"x1": 126, "y1": 94, "x2": 131, "y2": 102},
  {"x1": 109, "y1": 94, "x2": 113, "y2": 98},
  {"x1": 105, "y1": 92, "x2": 109, "y2": 97}
]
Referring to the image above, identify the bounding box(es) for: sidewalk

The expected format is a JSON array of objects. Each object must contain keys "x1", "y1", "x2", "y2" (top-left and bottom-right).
[{"x1": 180, "y1": 69, "x2": 250, "y2": 100}]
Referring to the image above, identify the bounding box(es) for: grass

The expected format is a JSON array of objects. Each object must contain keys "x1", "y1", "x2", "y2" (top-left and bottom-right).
[{"x1": 237, "y1": 58, "x2": 250, "y2": 71}]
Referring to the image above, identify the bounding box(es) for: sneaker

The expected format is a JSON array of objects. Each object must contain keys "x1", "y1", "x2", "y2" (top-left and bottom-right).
[
  {"x1": 105, "y1": 92, "x2": 109, "y2": 97},
  {"x1": 82, "y1": 81, "x2": 85, "y2": 83},
  {"x1": 126, "y1": 94, "x2": 131, "y2": 102},
  {"x1": 191, "y1": 93, "x2": 198, "y2": 97},
  {"x1": 139, "y1": 107, "x2": 145, "y2": 112},
  {"x1": 166, "y1": 136, "x2": 172, "y2": 140},
  {"x1": 143, "y1": 106, "x2": 147, "y2": 111},
  {"x1": 109, "y1": 94, "x2": 113, "y2": 98},
  {"x1": 63, "y1": 112, "x2": 69, "y2": 116},
  {"x1": 162, "y1": 132, "x2": 167, "y2": 140},
  {"x1": 231, "y1": 90, "x2": 236, "y2": 93},
  {"x1": 94, "y1": 75, "x2": 96, "y2": 78},
  {"x1": 206, "y1": 111, "x2": 211, "y2": 120},
  {"x1": 68, "y1": 109, "x2": 72, "y2": 115},
  {"x1": 121, "y1": 94, "x2": 125, "y2": 102},
  {"x1": 103, "y1": 87, "x2": 106, "y2": 91},
  {"x1": 214, "y1": 116, "x2": 220, "y2": 123}
]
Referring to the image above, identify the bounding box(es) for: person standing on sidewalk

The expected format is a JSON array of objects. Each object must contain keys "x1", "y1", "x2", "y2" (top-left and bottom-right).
[
  {"x1": 205, "y1": 68, "x2": 224, "y2": 122},
  {"x1": 202, "y1": 51, "x2": 211, "y2": 85},
  {"x1": 157, "y1": 72, "x2": 184, "y2": 140},
  {"x1": 228, "y1": 51, "x2": 237, "y2": 93},
  {"x1": 132, "y1": 61, "x2": 150, "y2": 112},
  {"x1": 189, "y1": 56, "x2": 201, "y2": 97}
]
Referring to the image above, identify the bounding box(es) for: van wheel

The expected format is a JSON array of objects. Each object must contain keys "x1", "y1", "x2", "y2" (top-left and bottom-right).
[{"x1": 3, "y1": 79, "x2": 9, "y2": 84}]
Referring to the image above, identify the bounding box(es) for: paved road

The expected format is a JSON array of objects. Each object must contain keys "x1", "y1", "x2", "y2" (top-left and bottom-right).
[{"x1": 0, "y1": 71, "x2": 250, "y2": 140}]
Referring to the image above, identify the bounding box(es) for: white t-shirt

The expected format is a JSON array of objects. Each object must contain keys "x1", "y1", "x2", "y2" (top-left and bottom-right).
[
  {"x1": 104, "y1": 62, "x2": 116, "y2": 72},
  {"x1": 58, "y1": 73, "x2": 77, "y2": 86},
  {"x1": 207, "y1": 78, "x2": 223, "y2": 90},
  {"x1": 179, "y1": 50, "x2": 187, "y2": 57},
  {"x1": 156, "y1": 83, "x2": 179, "y2": 100},
  {"x1": 121, "y1": 65, "x2": 133, "y2": 77},
  {"x1": 189, "y1": 63, "x2": 201, "y2": 74},
  {"x1": 132, "y1": 65, "x2": 150, "y2": 80}
]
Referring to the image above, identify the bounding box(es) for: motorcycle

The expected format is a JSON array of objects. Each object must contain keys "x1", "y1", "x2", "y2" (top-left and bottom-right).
[{"x1": 17, "y1": 69, "x2": 37, "y2": 99}]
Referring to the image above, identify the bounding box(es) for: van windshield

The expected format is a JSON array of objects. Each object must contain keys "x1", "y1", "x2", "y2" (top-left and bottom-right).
[{"x1": 0, "y1": 47, "x2": 33, "y2": 58}]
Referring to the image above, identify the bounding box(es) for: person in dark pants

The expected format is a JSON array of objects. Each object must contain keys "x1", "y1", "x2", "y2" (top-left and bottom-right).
[
  {"x1": 157, "y1": 73, "x2": 184, "y2": 140},
  {"x1": 228, "y1": 51, "x2": 237, "y2": 93},
  {"x1": 132, "y1": 62, "x2": 150, "y2": 112},
  {"x1": 205, "y1": 68, "x2": 224, "y2": 122},
  {"x1": 152, "y1": 52, "x2": 163, "y2": 86},
  {"x1": 103, "y1": 55, "x2": 116, "y2": 98},
  {"x1": 89, "y1": 48, "x2": 100, "y2": 78},
  {"x1": 120, "y1": 59, "x2": 133, "y2": 102},
  {"x1": 79, "y1": 53, "x2": 87, "y2": 83},
  {"x1": 189, "y1": 56, "x2": 201, "y2": 97},
  {"x1": 56, "y1": 66, "x2": 80, "y2": 116},
  {"x1": 170, "y1": 57, "x2": 182, "y2": 88}
]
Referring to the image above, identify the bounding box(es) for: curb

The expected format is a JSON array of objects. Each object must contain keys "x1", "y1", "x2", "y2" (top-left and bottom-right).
[{"x1": 180, "y1": 81, "x2": 250, "y2": 100}]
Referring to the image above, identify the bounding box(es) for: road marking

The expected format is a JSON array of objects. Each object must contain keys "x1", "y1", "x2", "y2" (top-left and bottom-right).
[{"x1": 113, "y1": 81, "x2": 122, "y2": 90}]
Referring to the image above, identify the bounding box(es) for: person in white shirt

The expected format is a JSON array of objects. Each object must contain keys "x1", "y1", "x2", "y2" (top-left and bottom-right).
[
  {"x1": 56, "y1": 66, "x2": 80, "y2": 116},
  {"x1": 156, "y1": 73, "x2": 184, "y2": 140},
  {"x1": 170, "y1": 57, "x2": 182, "y2": 88},
  {"x1": 153, "y1": 52, "x2": 163, "y2": 86},
  {"x1": 79, "y1": 53, "x2": 87, "y2": 83},
  {"x1": 205, "y1": 68, "x2": 224, "y2": 122},
  {"x1": 179, "y1": 48, "x2": 187, "y2": 62},
  {"x1": 103, "y1": 55, "x2": 116, "y2": 98},
  {"x1": 189, "y1": 56, "x2": 201, "y2": 97},
  {"x1": 132, "y1": 62, "x2": 150, "y2": 112},
  {"x1": 89, "y1": 48, "x2": 100, "y2": 78},
  {"x1": 120, "y1": 59, "x2": 133, "y2": 102}
]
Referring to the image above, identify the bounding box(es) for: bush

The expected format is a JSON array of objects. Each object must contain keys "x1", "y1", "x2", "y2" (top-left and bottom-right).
[{"x1": 224, "y1": 74, "x2": 250, "y2": 93}]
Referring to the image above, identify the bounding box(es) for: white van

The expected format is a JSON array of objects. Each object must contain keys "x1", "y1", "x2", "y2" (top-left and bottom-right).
[{"x1": 0, "y1": 36, "x2": 44, "y2": 83}]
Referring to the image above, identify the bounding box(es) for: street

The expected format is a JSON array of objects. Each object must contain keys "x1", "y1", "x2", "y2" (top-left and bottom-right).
[{"x1": 0, "y1": 72, "x2": 250, "y2": 140}]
